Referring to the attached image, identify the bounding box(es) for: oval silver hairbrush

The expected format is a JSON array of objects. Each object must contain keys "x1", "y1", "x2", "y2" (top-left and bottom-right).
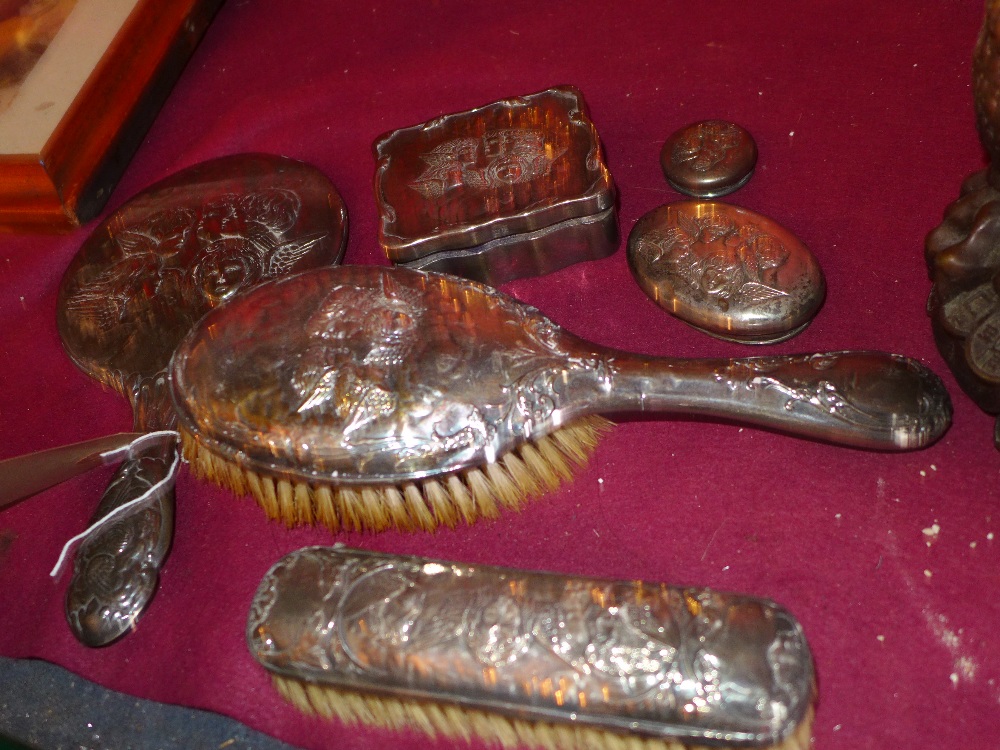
[{"x1": 170, "y1": 265, "x2": 951, "y2": 533}]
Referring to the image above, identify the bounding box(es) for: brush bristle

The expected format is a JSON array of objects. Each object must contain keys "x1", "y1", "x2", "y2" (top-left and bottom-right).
[
  {"x1": 271, "y1": 673, "x2": 814, "y2": 750},
  {"x1": 180, "y1": 416, "x2": 613, "y2": 533}
]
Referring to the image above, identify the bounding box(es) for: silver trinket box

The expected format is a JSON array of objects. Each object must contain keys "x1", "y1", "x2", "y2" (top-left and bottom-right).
[
  {"x1": 661, "y1": 120, "x2": 758, "y2": 198},
  {"x1": 628, "y1": 201, "x2": 825, "y2": 344},
  {"x1": 373, "y1": 86, "x2": 619, "y2": 285}
]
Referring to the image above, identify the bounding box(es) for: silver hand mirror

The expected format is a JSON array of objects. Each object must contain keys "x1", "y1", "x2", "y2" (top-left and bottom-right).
[{"x1": 56, "y1": 152, "x2": 347, "y2": 645}]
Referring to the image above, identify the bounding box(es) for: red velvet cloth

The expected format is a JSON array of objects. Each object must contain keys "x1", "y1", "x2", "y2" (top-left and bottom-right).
[{"x1": 1, "y1": 2, "x2": 997, "y2": 749}]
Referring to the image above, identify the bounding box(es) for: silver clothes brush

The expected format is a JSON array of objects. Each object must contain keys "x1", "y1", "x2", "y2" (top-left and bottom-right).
[{"x1": 248, "y1": 545, "x2": 815, "y2": 750}]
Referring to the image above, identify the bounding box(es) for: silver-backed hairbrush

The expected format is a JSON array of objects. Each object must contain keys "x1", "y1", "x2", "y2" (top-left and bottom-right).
[
  {"x1": 248, "y1": 545, "x2": 815, "y2": 750},
  {"x1": 170, "y1": 264, "x2": 951, "y2": 532}
]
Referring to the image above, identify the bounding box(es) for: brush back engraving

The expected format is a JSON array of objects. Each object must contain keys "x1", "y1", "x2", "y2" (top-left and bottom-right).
[
  {"x1": 65, "y1": 189, "x2": 322, "y2": 338},
  {"x1": 279, "y1": 269, "x2": 609, "y2": 472},
  {"x1": 249, "y1": 547, "x2": 814, "y2": 744}
]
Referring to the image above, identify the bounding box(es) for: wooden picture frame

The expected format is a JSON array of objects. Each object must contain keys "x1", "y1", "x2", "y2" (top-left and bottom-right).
[{"x1": 0, "y1": 0, "x2": 223, "y2": 232}]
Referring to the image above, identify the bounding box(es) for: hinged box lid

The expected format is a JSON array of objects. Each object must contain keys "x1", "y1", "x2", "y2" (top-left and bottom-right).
[{"x1": 374, "y1": 86, "x2": 616, "y2": 266}]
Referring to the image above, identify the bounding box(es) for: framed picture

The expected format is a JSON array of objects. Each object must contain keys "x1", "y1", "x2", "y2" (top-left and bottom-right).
[{"x1": 0, "y1": 0, "x2": 223, "y2": 231}]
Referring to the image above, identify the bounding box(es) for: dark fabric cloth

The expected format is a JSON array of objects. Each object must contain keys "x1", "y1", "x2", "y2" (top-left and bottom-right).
[
  {"x1": 0, "y1": 3, "x2": 996, "y2": 749},
  {"x1": 0, "y1": 656, "x2": 296, "y2": 750}
]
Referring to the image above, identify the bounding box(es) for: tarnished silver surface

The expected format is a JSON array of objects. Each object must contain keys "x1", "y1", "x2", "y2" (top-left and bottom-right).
[
  {"x1": 64, "y1": 408, "x2": 175, "y2": 647},
  {"x1": 57, "y1": 153, "x2": 347, "y2": 646},
  {"x1": 661, "y1": 121, "x2": 758, "y2": 198},
  {"x1": 628, "y1": 201, "x2": 825, "y2": 344},
  {"x1": 373, "y1": 86, "x2": 618, "y2": 285},
  {"x1": 171, "y1": 265, "x2": 950, "y2": 492},
  {"x1": 248, "y1": 546, "x2": 814, "y2": 746}
]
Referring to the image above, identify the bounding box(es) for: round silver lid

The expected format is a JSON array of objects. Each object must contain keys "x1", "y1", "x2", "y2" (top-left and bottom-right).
[{"x1": 660, "y1": 120, "x2": 758, "y2": 198}]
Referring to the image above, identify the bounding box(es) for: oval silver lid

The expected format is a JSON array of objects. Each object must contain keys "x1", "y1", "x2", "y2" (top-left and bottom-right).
[{"x1": 627, "y1": 201, "x2": 825, "y2": 344}]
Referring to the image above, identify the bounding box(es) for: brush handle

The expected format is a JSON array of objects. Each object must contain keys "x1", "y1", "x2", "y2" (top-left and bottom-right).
[
  {"x1": 581, "y1": 349, "x2": 952, "y2": 450},
  {"x1": 64, "y1": 438, "x2": 176, "y2": 647},
  {"x1": 65, "y1": 373, "x2": 176, "y2": 647},
  {"x1": 0, "y1": 432, "x2": 144, "y2": 510}
]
